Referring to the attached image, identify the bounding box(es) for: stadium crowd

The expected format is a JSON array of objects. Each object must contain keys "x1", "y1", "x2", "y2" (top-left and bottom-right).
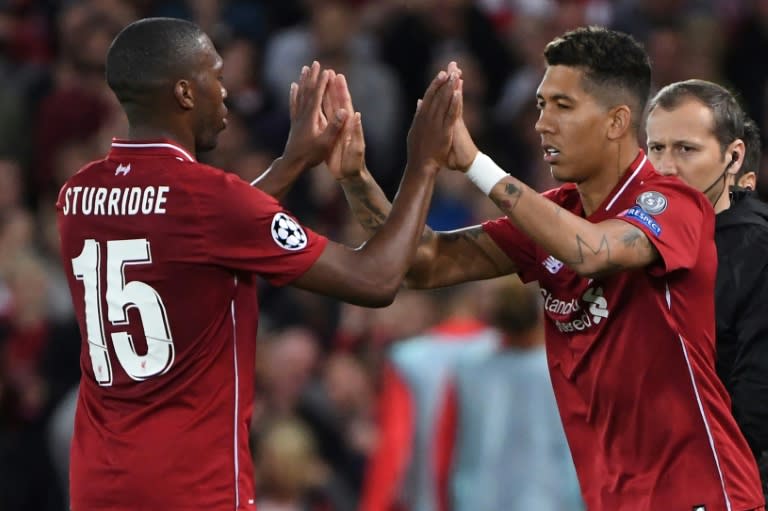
[{"x1": 2, "y1": 0, "x2": 768, "y2": 510}]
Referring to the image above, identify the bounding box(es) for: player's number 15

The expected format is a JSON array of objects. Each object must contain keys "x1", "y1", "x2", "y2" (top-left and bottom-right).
[{"x1": 71, "y1": 238, "x2": 175, "y2": 386}]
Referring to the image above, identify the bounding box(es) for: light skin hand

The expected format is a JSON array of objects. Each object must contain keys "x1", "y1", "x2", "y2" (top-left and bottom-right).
[
  {"x1": 407, "y1": 64, "x2": 464, "y2": 171},
  {"x1": 322, "y1": 72, "x2": 365, "y2": 181},
  {"x1": 282, "y1": 61, "x2": 349, "y2": 169},
  {"x1": 446, "y1": 86, "x2": 479, "y2": 172},
  {"x1": 443, "y1": 62, "x2": 478, "y2": 172}
]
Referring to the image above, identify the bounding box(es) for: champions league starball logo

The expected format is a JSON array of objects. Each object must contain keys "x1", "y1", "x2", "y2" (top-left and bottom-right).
[
  {"x1": 635, "y1": 191, "x2": 668, "y2": 215},
  {"x1": 271, "y1": 212, "x2": 308, "y2": 251}
]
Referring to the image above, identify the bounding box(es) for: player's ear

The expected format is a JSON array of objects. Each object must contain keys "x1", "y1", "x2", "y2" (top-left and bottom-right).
[
  {"x1": 606, "y1": 105, "x2": 631, "y2": 141},
  {"x1": 737, "y1": 171, "x2": 756, "y2": 190},
  {"x1": 174, "y1": 79, "x2": 194, "y2": 110}
]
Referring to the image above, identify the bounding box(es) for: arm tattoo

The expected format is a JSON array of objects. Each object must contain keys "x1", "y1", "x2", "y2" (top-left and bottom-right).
[
  {"x1": 620, "y1": 225, "x2": 656, "y2": 259},
  {"x1": 438, "y1": 227, "x2": 506, "y2": 273},
  {"x1": 621, "y1": 226, "x2": 645, "y2": 248},
  {"x1": 342, "y1": 178, "x2": 438, "y2": 252},
  {"x1": 493, "y1": 182, "x2": 524, "y2": 213},
  {"x1": 343, "y1": 179, "x2": 389, "y2": 231},
  {"x1": 358, "y1": 198, "x2": 388, "y2": 230},
  {"x1": 565, "y1": 234, "x2": 623, "y2": 274}
]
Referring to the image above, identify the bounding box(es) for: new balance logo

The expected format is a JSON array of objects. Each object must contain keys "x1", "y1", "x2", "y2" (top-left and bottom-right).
[
  {"x1": 115, "y1": 163, "x2": 131, "y2": 176},
  {"x1": 543, "y1": 255, "x2": 564, "y2": 274}
]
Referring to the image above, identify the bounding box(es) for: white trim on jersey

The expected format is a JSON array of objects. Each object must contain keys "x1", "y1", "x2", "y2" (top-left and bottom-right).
[
  {"x1": 666, "y1": 282, "x2": 732, "y2": 511},
  {"x1": 250, "y1": 164, "x2": 272, "y2": 187},
  {"x1": 604, "y1": 155, "x2": 647, "y2": 211},
  {"x1": 111, "y1": 142, "x2": 196, "y2": 162},
  {"x1": 230, "y1": 277, "x2": 240, "y2": 510}
]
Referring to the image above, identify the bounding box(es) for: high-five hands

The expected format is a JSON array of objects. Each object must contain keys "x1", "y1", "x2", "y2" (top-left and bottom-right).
[
  {"x1": 282, "y1": 61, "x2": 349, "y2": 169},
  {"x1": 281, "y1": 60, "x2": 465, "y2": 180},
  {"x1": 407, "y1": 62, "x2": 464, "y2": 172}
]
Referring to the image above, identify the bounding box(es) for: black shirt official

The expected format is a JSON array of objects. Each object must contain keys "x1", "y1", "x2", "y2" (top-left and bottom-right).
[{"x1": 715, "y1": 188, "x2": 768, "y2": 496}]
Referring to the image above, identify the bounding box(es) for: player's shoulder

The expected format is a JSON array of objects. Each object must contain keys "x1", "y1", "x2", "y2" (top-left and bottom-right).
[
  {"x1": 172, "y1": 160, "x2": 259, "y2": 194},
  {"x1": 182, "y1": 161, "x2": 268, "y2": 194},
  {"x1": 638, "y1": 168, "x2": 707, "y2": 200},
  {"x1": 57, "y1": 158, "x2": 107, "y2": 202},
  {"x1": 179, "y1": 162, "x2": 282, "y2": 218},
  {"x1": 63, "y1": 158, "x2": 108, "y2": 184},
  {"x1": 174, "y1": 160, "x2": 231, "y2": 183},
  {"x1": 632, "y1": 167, "x2": 711, "y2": 213}
]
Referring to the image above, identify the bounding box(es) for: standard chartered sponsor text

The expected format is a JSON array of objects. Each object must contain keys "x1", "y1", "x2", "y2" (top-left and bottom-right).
[{"x1": 541, "y1": 287, "x2": 610, "y2": 333}]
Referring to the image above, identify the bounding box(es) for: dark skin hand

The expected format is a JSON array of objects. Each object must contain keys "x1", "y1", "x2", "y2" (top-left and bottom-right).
[{"x1": 252, "y1": 61, "x2": 348, "y2": 201}]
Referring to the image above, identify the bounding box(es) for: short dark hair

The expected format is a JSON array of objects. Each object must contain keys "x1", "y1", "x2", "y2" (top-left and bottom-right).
[
  {"x1": 741, "y1": 118, "x2": 762, "y2": 181},
  {"x1": 544, "y1": 26, "x2": 651, "y2": 132},
  {"x1": 106, "y1": 17, "x2": 207, "y2": 105},
  {"x1": 647, "y1": 80, "x2": 751, "y2": 161}
]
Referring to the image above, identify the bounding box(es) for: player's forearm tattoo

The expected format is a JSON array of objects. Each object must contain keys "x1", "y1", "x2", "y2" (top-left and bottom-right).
[
  {"x1": 566, "y1": 233, "x2": 624, "y2": 275},
  {"x1": 437, "y1": 227, "x2": 506, "y2": 273},
  {"x1": 358, "y1": 199, "x2": 388, "y2": 231},
  {"x1": 492, "y1": 182, "x2": 524, "y2": 213},
  {"x1": 621, "y1": 227, "x2": 644, "y2": 248},
  {"x1": 620, "y1": 226, "x2": 656, "y2": 259},
  {"x1": 343, "y1": 178, "x2": 436, "y2": 251},
  {"x1": 343, "y1": 179, "x2": 389, "y2": 232}
]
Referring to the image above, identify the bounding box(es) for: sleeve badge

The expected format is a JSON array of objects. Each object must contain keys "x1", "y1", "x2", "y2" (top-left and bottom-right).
[
  {"x1": 271, "y1": 212, "x2": 308, "y2": 251},
  {"x1": 635, "y1": 191, "x2": 668, "y2": 215}
]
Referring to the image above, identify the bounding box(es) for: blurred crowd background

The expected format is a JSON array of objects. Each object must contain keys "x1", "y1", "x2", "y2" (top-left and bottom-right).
[{"x1": 2, "y1": 0, "x2": 768, "y2": 510}]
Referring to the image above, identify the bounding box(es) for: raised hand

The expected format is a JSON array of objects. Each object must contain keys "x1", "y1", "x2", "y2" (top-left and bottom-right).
[
  {"x1": 282, "y1": 61, "x2": 349, "y2": 169},
  {"x1": 443, "y1": 62, "x2": 479, "y2": 172},
  {"x1": 407, "y1": 63, "x2": 463, "y2": 171},
  {"x1": 322, "y1": 72, "x2": 365, "y2": 181},
  {"x1": 445, "y1": 99, "x2": 479, "y2": 171}
]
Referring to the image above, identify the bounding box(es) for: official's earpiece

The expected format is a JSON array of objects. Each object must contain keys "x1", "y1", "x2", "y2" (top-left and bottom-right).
[{"x1": 703, "y1": 150, "x2": 739, "y2": 196}]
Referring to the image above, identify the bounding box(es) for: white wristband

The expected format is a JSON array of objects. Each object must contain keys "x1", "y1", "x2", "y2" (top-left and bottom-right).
[{"x1": 465, "y1": 152, "x2": 508, "y2": 196}]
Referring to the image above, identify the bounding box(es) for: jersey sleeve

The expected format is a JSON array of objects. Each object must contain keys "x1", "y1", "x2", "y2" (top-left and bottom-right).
[
  {"x1": 614, "y1": 182, "x2": 712, "y2": 276},
  {"x1": 481, "y1": 187, "x2": 570, "y2": 282},
  {"x1": 192, "y1": 169, "x2": 328, "y2": 286},
  {"x1": 482, "y1": 217, "x2": 538, "y2": 282}
]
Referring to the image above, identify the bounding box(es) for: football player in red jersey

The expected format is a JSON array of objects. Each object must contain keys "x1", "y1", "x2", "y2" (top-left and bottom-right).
[
  {"x1": 56, "y1": 17, "x2": 463, "y2": 511},
  {"x1": 324, "y1": 27, "x2": 765, "y2": 511}
]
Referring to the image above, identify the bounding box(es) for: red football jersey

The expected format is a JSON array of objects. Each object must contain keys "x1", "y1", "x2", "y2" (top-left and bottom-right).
[
  {"x1": 56, "y1": 139, "x2": 327, "y2": 511},
  {"x1": 483, "y1": 151, "x2": 763, "y2": 511}
]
